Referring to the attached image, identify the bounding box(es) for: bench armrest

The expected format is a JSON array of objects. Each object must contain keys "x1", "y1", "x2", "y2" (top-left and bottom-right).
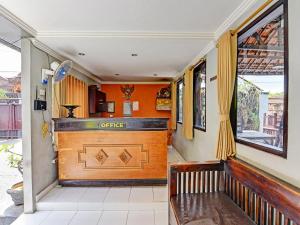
[{"x1": 169, "y1": 161, "x2": 224, "y2": 197}]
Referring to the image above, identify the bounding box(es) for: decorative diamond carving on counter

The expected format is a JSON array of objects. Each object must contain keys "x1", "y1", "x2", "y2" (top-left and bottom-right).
[
  {"x1": 119, "y1": 149, "x2": 132, "y2": 164},
  {"x1": 78, "y1": 144, "x2": 148, "y2": 169},
  {"x1": 95, "y1": 149, "x2": 109, "y2": 165}
]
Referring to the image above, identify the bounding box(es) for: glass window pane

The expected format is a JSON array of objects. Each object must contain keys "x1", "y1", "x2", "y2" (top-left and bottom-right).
[
  {"x1": 177, "y1": 81, "x2": 183, "y2": 123},
  {"x1": 236, "y1": 4, "x2": 286, "y2": 152},
  {"x1": 193, "y1": 61, "x2": 206, "y2": 130}
]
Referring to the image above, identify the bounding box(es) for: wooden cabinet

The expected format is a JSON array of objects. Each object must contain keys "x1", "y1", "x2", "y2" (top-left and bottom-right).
[{"x1": 88, "y1": 85, "x2": 106, "y2": 115}]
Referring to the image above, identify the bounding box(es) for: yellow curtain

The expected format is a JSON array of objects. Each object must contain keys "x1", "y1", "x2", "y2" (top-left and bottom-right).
[
  {"x1": 52, "y1": 82, "x2": 61, "y2": 118},
  {"x1": 171, "y1": 81, "x2": 177, "y2": 130},
  {"x1": 216, "y1": 31, "x2": 237, "y2": 160},
  {"x1": 52, "y1": 75, "x2": 88, "y2": 118},
  {"x1": 182, "y1": 68, "x2": 194, "y2": 140}
]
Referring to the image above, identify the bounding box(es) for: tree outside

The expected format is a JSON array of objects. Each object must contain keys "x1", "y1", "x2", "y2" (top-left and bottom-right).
[{"x1": 237, "y1": 79, "x2": 260, "y2": 132}]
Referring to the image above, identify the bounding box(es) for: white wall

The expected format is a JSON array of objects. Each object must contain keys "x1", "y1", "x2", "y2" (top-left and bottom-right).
[
  {"x1": 22, "y1": 39, "x2": 96, "y2": 212},
  {"x1": 173, "y1": 48, "x2": 219, "y2": 162},
  {"x1": 173, "y1": 0, "x2": 300, "y2": 188}
]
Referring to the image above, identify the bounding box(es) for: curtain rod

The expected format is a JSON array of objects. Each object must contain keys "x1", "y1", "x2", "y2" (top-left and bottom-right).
[
  {"x1": 189, "y1": 58, "x2": 205, "y2": 71},
  {"x1": 232, "y1": 0, "x2": 274, "y2": 35}
]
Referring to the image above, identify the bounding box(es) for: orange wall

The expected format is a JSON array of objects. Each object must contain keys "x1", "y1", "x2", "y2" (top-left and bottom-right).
[{"x1": 101, "y1": 84, "x2": 171, "y2": 120}]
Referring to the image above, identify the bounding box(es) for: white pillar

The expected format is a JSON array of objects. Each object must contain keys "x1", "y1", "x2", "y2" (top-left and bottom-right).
[{"x1": 21, "y1": 38, "x2": 36, "y2": 213}]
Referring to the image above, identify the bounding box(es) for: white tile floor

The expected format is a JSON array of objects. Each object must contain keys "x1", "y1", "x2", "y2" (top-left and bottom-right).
[
  {"x1": 37, "y1": 186, "x2": 168, "y2": 211},
  {"x1": 12, "y1": 146, "x2": 184, "y2": 225}
]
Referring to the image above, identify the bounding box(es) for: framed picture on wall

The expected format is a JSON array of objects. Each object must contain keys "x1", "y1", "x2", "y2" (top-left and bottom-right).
[
  {"x1": 107, "y1": 101, "x2": 115, "y2": 113},
  {"x1": 123, "y1": 101, "x2": 132, "y2": 117}
]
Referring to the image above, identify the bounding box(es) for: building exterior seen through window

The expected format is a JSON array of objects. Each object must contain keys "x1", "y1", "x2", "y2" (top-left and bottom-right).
[
  {"x1": 177, "y1": 80, "x2": 183, "y2": 123},
  {"x1": 193, "y1": 61, "x2": 206, "y2": 131},
  {"x1": 234, "y1": 0, "x2": 288, "y2": 156}
]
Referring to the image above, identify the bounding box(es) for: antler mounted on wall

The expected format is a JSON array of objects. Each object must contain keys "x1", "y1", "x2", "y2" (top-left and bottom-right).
[{"x1": 120, "y1": 85, "x2": 135, "y2": 100}]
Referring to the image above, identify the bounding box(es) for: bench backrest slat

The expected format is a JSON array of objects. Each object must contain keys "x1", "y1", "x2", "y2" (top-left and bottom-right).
[
  {"x1": 169, "y1": 161, "x2": 224, "y2": 196},
  {"x1": 224, "y1": 159, "x2": 300, "y2": 225},
  {"x1": 169, "y1": 159, "x2": 300, "y2": 225}
]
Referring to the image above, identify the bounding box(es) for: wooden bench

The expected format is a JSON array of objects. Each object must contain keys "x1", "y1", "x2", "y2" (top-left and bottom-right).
[{"x1": 169, "y1": 159, "x2": 300, "y2": 225}]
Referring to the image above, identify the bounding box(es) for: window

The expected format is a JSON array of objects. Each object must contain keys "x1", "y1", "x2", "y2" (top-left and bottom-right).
[
  {"x1": 177, "y1": 80, "x2": 183, "y2": 123},
  {"x1": 193, "y1": 61, "x2": 206, "y2": 131},
  {"x1": 232, "y1": 0, "x2": 288, "y2": 157}
]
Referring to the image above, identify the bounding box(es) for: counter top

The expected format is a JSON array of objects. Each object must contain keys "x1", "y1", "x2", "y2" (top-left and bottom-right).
[{"x1": 53, "y1": 117, "x2": 169, "y2": 131}]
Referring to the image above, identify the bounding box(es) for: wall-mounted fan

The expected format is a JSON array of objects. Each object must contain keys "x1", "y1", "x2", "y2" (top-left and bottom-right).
[{"x1": 41, "y1": 60, "x2": 73, "y2": 84}]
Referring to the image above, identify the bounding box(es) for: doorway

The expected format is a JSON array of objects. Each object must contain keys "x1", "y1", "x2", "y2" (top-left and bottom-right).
[{"x1": 0, "y1": 42, "x2": 23, "y2": 224}]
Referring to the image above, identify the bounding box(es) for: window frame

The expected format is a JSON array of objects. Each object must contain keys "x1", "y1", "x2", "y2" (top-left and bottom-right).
[
  {"x1": 193, "y1": 60, "x2": 207, "y2": 132},
  {"x1": 176, "y1": 79, "x2": 184, "y2": 124},
  {"x1": 230, "y1": 0, "x2": 289, "y2": 158}
]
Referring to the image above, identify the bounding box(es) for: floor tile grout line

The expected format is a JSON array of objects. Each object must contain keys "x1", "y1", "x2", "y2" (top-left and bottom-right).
[
  {"x1": 96, "y1": 210, "x2": 104, "y2": 225},
  {"x1": 104, "y1": 186, "x2": 127, "y2": 203},
  {"x1": 125, "y1": 210, "x2": 129, "y2": 225},
  {"x1": 102, "y1": 186, "x2": 111, "y2": 203},
  {"x1": 151, "y1": 186, "x2": 155, "y2": 203},
  {"x1": 66, "y1": 211, "x2": 78, "y2": 225},
  {"x1": 76, "y1": 187, "x2": 89, "y2": 210},
  {"x1": 127, "y1": 186, "x2": 132, "y2": 203},
  {"x1": 103, "y1": 187, "x2": 111, "y2": 202},
  {"x1": 54, "y1": 186, "x2": 67, "y2": 202},
  {"x1": 37, "y1": 211, "x2": 52, "y2": 225}
]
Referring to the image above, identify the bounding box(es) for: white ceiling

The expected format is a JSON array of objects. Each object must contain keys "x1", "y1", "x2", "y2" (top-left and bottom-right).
[
  {"x1": 0, "y1": 0, "x2": 253, "y2": 81},
  {"x1": 0, "y1": 14, "x2": 29, "y2": 50}
]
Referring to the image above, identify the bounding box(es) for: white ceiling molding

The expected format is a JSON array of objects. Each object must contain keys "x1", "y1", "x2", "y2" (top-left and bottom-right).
[
  {"x1": 173, "y1": 0, "x2": 262, "y2": 81},
  {"x1": 37, "y1": 31, "x2": 214, "y2": 39},
  {"x1": 29, "y1": 38, "x2": 102, "y2": 83},
  {"x1": 0, "y1": 6, "x2": 102, "y2": 83},
  {"x1": 214, "y1": 0, "x2": 258, "y2": 39},
  {"x1": 1, "y1": 0, "x2": 263, "y2": 82},
  {"x1": 174, "y1": 40, "x2": 216, "y2": 80},
  {"x1": 0, "y1": 4, "x2": 37, "y2": 37},
  {"x1": 101, "y1": 81, "x2": 171, "y2": 85}
]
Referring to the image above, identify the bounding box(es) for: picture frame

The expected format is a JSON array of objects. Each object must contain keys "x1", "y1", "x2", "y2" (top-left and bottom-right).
[
  {"x1": 123, "y1": 101, "x2": 132, "y2": 117},
  {"x1": 107, "y1": 101, "x2": 115, "y2": 113}
]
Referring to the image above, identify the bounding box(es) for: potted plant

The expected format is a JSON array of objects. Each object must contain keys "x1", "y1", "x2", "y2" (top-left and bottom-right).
[{"x1": 0, "y1": 144, "x2": 23, "y2": 205}]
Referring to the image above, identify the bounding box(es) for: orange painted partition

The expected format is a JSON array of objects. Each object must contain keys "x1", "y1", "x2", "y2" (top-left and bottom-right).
[
  {"x1": 101, "y1": 84, "x2": 172, "y2": 143},
  {"x1": 101, "y1": 84, "x2": 171, "y2": 119}
]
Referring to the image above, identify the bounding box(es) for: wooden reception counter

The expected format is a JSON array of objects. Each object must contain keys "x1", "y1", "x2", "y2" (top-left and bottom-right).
[{"x1": 53, "y1": 118, "x2": 168, "y2": 186}]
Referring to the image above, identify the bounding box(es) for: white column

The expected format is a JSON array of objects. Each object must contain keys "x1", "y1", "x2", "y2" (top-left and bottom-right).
[{"x1": 21, "y1": 38, "x2": 36, "y2": 213}]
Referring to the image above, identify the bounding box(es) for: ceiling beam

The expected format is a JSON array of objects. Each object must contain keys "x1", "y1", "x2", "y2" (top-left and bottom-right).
[
  {"x1": 239, "y1": 44, "x2": 284, "y2": 52},
  {"x1": 238, "y1": 71, "x2": 284, "y2": 75},
  {"x1": 238, "y1": 54, "x2": 283, "y2": 60}
]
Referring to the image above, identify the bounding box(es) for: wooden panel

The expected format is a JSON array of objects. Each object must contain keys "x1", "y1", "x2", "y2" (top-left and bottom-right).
[
  {"x1": 57, "y1": 130, "x2": 167, "y2": 181},
  {"x1": 78, "y1": 144, "x2": 148, "y2": 169},
  {"x1": 58, "y1": 75, "x2": 88, "y2": 118}
]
